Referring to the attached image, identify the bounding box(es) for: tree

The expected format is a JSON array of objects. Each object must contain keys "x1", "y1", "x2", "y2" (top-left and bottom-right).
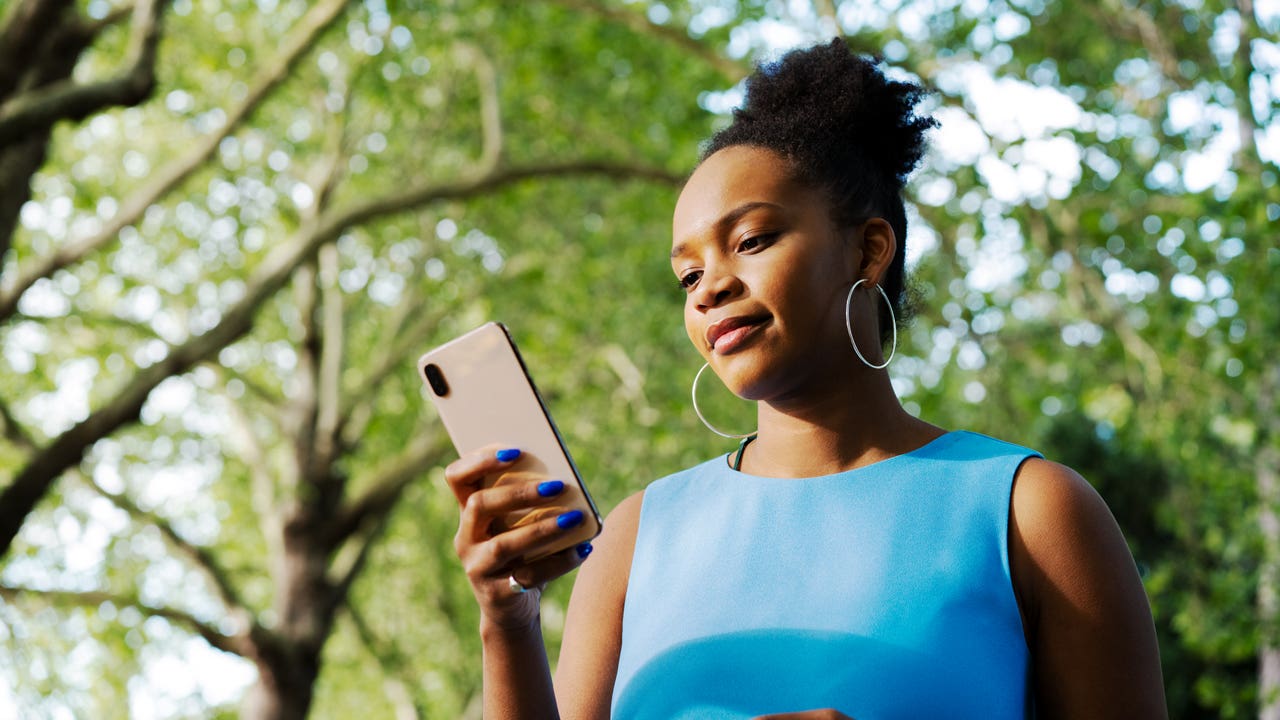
[
  {"x1": 0, "y1": 0, "x2": 700, "y2": 714},
  {"x1": 0, "y1": 0, "x2": 169, "y2": 269},
  {"x1": 1, "y1": 0, "x2": 1275, "y2": 717}
]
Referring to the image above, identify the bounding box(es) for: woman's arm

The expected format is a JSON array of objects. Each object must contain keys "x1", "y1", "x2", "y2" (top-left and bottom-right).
[
  {"x1": 444, "y1": 446, "x2": 594, "y2": 720},
  {"x1": 479, "y1": 615, "x2": 559, "y2": 720},
  {"x1": 553, "y1": 491, "x2": 644, "y2": 719},
  {"x1": 1010, "y1": 458, "x2": 1168, "y2": 719}
]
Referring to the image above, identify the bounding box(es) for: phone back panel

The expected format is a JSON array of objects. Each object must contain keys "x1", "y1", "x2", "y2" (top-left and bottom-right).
[{"x1": 419, "y1": 322, "x2": 601, "y2": 553}]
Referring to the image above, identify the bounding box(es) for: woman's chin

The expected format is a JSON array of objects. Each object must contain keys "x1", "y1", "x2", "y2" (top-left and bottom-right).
[{"x1": 723, "y1": 368, "x2": 788, "y2": 403}]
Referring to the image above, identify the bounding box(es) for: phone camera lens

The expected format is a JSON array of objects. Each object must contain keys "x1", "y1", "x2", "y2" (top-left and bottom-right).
[{"x1": 424, "y1": 364, "x2": 449, "y2": 396}]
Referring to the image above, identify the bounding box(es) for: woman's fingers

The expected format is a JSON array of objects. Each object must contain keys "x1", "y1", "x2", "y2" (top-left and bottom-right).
[
  {"x1": 461, "y1": 503, "x2": 588, "y2": 581},
  {"x1": 457, "y1": 472, "x2": 570, "y2": 543},
  {"x1": 507, "y1": 541, "x2": 594, "y2": 592},
  {"x1": 442, "y1": 445, "x2": 592, "y2": 624},
  {"x1": 443, "y1": 444, "x2": 522, "y2": 506}
]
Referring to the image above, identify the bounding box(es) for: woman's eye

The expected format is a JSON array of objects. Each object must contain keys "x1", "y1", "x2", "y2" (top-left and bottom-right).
[
  {"x1": 738, "y1": 233, "x2": 775, "y2": 253},
  {"x1": 678, "y1": 270, "x2": 702, "y2": 290}
]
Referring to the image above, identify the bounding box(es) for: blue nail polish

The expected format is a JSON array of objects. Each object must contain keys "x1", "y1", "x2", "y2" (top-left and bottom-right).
[
  {"x1": 495, "y1": 448, "x2": 521, "y2": 462},
  {"x1": 537, "y1": 480, "x2": 565, "y2": 497},
  {"x1": 576, "y1": 543, "x2": 593, "y2": 559},
  {"x1": 556, "y1": 510, "x2": 584, "y2": 530}
]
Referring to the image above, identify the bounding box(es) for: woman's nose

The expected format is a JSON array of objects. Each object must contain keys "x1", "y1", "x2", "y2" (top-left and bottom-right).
[{"x1": 692, "y1": 267, "x2": 742, "y2": 311}]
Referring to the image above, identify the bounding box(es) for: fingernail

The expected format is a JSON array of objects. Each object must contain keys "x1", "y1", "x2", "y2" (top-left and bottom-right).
[
  {"x1": 556, "y1": 510, "x2": 584, "y2": 530},
  {"x1": 537, "y1": 480, "x2": 565, "y2": 497},
  {"x1": 495, "y1": 448, "x2": 521, "y2": 462},
  {"x1": 576, "y1": 542, "x2": 593, "y2": 559}
]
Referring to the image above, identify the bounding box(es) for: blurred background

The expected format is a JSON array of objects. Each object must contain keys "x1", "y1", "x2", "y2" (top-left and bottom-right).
[{"x1": 0, "y1": 0, "x2": 1276, "y2": 717}]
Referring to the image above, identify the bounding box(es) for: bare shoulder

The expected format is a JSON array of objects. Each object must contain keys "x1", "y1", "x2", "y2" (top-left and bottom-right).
[
  {"x1": 1009, "y1": 457, "x2": 1137, "y2": 621},
  {"x1": 597, "y1": 490, "x2": 646, "y2": 556},
  {"x1": 1009, "y1": 457, "x2": 1167, "y2": 718},
  {"x1": 580, "y1": 489, "x2": 645, "y2": 588},
  {"x1": 553, "y1": 490, "x2": 645, "y2": 718},
  {"x1": 569, "y1": 487, "x2": 645, "y2": 615},
  {"x1": 1011, "y1": 458, "x2": 1116, "y2": 548}
]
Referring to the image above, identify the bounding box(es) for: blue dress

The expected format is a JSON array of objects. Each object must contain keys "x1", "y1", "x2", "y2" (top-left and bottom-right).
[{"x1": 611, "y1": 431, "x2": 1038, "y2": 719}]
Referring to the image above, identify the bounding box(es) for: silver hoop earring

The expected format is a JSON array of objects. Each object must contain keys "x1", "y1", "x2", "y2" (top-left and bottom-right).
[
  {"x1": 845, "y1": 278, "x2": 897, "y2": 370},
  {"x1": 691, "y1": 362, "x2": 756, "y2": 439}
]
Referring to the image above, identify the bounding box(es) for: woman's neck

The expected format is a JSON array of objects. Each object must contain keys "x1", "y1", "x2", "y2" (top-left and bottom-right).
[{"x1": 739, "y1": 371, "x2": 944, "y2": 479}]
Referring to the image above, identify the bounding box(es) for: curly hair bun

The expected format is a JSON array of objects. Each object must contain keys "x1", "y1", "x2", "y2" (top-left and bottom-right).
[{"x1": 706, "y1": 38, "x2": 935, "y2": 191}]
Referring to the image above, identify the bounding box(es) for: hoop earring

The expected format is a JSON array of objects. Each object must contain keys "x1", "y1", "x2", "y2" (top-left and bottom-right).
[
  {"x1": 691, "y1": 362, "x2": 756, "y2": 439},
  {"x1": 845, "y1": 278, "x2": 897, "y2": 370}
]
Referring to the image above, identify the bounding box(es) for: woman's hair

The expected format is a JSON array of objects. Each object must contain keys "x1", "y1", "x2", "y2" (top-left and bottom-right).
[{"x1": 701, "y1": 38, "x2": 936, "y2": 341}]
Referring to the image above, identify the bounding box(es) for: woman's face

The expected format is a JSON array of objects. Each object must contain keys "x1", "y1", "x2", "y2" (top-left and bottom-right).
[{"x1": 671, "y1": 145, "x2": 865, "y2": 402}]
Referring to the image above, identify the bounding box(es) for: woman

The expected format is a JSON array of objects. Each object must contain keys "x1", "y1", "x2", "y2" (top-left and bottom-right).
[{"x1": 444, "y1": 39, "x2": 1166, "y2": 719}]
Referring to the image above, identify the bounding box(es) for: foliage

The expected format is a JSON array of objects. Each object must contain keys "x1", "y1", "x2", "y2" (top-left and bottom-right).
[{"x1": 0, "y1": 0, "x2": 1276, "y2": 717}]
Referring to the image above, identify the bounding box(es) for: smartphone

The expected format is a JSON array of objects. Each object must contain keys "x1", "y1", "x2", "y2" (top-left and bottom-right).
[{"x1": 418, "y1": 322, "x2": 602, "y2": 558}]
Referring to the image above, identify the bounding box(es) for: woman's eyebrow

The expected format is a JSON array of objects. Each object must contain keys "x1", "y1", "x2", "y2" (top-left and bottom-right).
[{"x1": 671, "y1": 201, "x2": 783, "y2": 259}]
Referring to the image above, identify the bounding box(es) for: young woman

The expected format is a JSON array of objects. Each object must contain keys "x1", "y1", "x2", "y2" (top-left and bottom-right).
[{"x1": 443, "y1": 39, "x2": 1167, "y2": 719}]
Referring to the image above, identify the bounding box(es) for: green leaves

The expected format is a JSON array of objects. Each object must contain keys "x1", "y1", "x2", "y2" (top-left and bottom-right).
[{"x1": 1, "y1": 0, "x2": 1277, "y2": 715}]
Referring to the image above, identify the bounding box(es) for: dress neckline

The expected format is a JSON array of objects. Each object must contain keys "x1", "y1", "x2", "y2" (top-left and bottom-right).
[{"x1": 721, "y1": 429, "x2": 962, "y2": 482}]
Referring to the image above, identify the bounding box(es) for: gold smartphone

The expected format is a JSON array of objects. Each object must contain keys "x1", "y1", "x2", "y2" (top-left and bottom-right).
[{"x1": 419, "y1": 322, "x2": 602, "y2": 558}]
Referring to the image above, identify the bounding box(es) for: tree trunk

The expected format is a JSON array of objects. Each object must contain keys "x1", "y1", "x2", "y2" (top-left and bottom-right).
[
  {"x1": 0, "y1": 4, "x2": 89, "y2": 266},
  {"x1": 1260, "y1": 363, "x2": 1280, "y2": 719},
  {"x1": 240, "y1": 509, "x2": 339, "y2": 720},
  {"x1": 0, "y1": 135, "x2": 48, "y2": 268}
]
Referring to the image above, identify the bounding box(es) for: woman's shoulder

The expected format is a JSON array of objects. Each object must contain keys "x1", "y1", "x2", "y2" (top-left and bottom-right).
[
  {"x1": 1006, "y1": 460, "x2": 1167, "y2": 714},
  {"x1": 603, "y1": 489, "x2": 646, "y2": 539},
  {"x1": 1010, "y1": 457, "x2": 1112, "y2": 539},
  {"x1": 577, "y1": 490, "x2": 645, "y2": 591},
  {"x1": 1009, "y1": 456, "x2": 1121, "y2": 578},
  {"x1": 1007, "y1": 455, "x2": 1143, "y2": 631}
]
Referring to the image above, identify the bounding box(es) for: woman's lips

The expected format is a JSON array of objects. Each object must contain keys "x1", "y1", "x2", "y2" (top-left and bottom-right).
[{"x1": 707, "y1": 316, "x2": 768, "y2": 354}]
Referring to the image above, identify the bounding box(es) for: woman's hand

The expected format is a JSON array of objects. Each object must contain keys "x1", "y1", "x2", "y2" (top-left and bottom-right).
[
  {"x1": 444, "y1": 445, "x2": 593, "y2": 629},
  {"x1": 752, "y1": 711, "x2": 854, "y2": 720}
]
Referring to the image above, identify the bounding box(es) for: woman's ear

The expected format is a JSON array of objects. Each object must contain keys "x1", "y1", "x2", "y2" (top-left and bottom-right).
[{"x1": 858, "y1": 218, "x2": 897, "y2": 285}]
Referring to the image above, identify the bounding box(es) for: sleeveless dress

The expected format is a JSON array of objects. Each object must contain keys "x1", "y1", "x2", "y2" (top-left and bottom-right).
[{"x1": 611, "y1": 430, "x2": 1039, "y2": 719}]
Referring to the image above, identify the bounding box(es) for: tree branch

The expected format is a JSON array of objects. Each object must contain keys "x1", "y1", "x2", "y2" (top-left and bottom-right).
[
  {"x1": 346, "y1": 605, "x2": 424, "y2": 720},
  {"x1": 325, "y1": 431, "x2": 450, "y2": 550},
  {"x1": 308, "y1": 113, "x2": 349, "y2": 472},
  {"x1": 336, "y1": 293, "x2": 445, "y2": 448},
  {"x1": 315, "y1": 243, "x2": 343, "y2": 469},
  {"x1": 78, "y1": 474, "x2": 253, "y2": 624},
  {"x1": 218, "y1": 381, "x2": 287, "y2": 575},
  {"x1": 332, "y1": 159, "x2": 681, "y2": 233},
  {"x1": 218, "y1": 364, "x2": 285, "y2": 407},
  {"x1": 327, "y1": 514, "x2": 385, "y2": 620},
  {"x1": 288, "y1": 123, "x2": 346, "y2": 484},
  {"x1": 0, "y1": 0, "x2": 353, "y2": 322},
  {"x1": 218, "y1": 376, "x2": 286, "y2": 566},
  {"x1": 454, "y1": 42, "x2": 502, "y2": 170},
  {"x1": 1092, "y1": 0, "x2": 1192, "y2": 93},
  {"x1": 0, "y1": 584, "x2": 252, "y2": 656},
  {"x1": 1042, "y1": 206, "x2": 1165, "y2": 398},
  {"x1": 0, "y1": 0, "x2": 76, "y2": 101},
  {"x1": 0, "y1": 394, "x2": 35, "y2": 450},
  {"x1": 81, "y1": 4, "x2": 141, "y2": 38},
  {"x1": 0, "y1": 157, "x2": 679, "y2": 560},
  {"x1": 14, "y1": 307, "x2": 167, "y2": 342},
  {"x1": 291, "y1": 259, "x2": 322, "y2": 483},
  {"x1": 0, "y1": 6, "x2": 99, "y2": 279},
  {"x1": 548, "y1": 0, "x2": 749, "y2": 82},
  {"x1": 1256, "y1": 358, "x2": 1280, "y2": 718},
  {"x1": 0, "y1": 0, "x2": 171, "y2": 148},
  {"x1": 1232, "y1": 0, "x2": 1266, "y2": 170}
]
